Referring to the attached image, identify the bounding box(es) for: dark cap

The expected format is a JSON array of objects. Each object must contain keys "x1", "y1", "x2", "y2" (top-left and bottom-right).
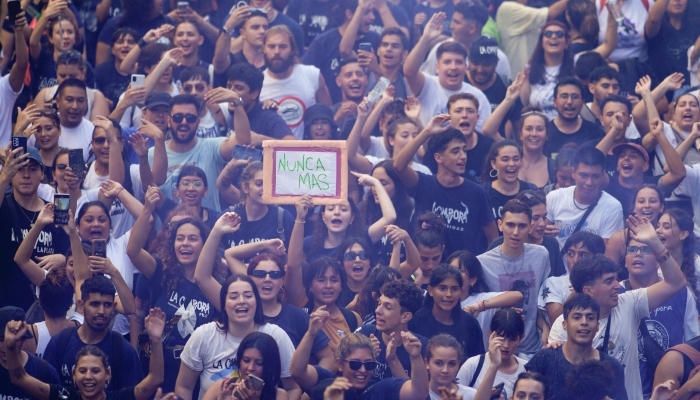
[
  {"x1": 0, "y1": 306, "x2": 33, "y2": 339},
  {"x1": 612, "y1": 142, "x2": 649, "y2": 163},
  {"x1": 469, "y1": 36, "x2": 499, "y2": 64},
  {"x1": 304, "y1": 104, "x2": 334, "y2": 126},
  {"x1": 144, "y1": 92, "x2": 172, "y2": 110},
  {"x1": 27, "y1": 146, "x2": 43, "y2": 167}
]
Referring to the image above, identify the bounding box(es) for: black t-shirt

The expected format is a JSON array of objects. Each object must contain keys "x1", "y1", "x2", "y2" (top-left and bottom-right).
[
  {"x1": 411, "y1": 172, "x2": 495, "y2": 256},
  {"x1": 223, "y1": 204, "x2": 294, "y2": 259},
  {"x1": 286, "y1": 0, "x2": 338, "y2": 47},
  {"x1": 94, "y1": 61, "x2": 130, "y2": 109},
  {"x1": 0, "y1": 195, "x2": 70, "y2": 310},
  {"x1": 30, "y1": 49, "x2": 96, "y2": 97},
  {"x1": 604, "y1": 174, "x2": 660, "y2": 217},
  {"x1": 357, "y1": 325, "x2": 429, "y2": 384},
  {"x1": 368, "y1": 3, "x2": 410, "y2": 33},
  {"x1": 465, "y1": 134, "x2": 495, "y2": 183},
  {"x1": 301, "y1": 28, "x2": 380, "y2": 104},
  {"x1": 525, "y1": 347, "x2": 628, "y2": 400},
  {"x1": 482, "y1": 180, "x2": 538, "y2": 223},
  {"x1": 98, "y1": 14, "x2": 174, "y2": 45},
  {"x1": 488, "y1": 235, "x2": 566, "y2": 278},
  {"x1": 408, "y1": 308, "x2": 485, "y2": 359},
  {"x1": 265, "y1": 303, "x2": 331, "y2": 352},
  {"x1": 0, "y1": 354, "x2": 60, "y2": 399},
  {"x1": 49, "y1": 385, "x2": 136, "y2": 400},
  {"x1": 646, "y1": 18, "x2": 697, "y2": 84},
  {"x1": 230, "y1": 101, "x2": 293, "y2": 142},
  {"x1": 544, "y1": 119, "x2": 606, "y2": 158},
  {"x1": 465, "y1": 75, "x2": 523, "y2": 138}
]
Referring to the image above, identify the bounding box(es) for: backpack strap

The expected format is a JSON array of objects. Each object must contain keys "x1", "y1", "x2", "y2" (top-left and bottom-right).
[
  {"x1": 110, "y1": 330, "x2": 124, "y2": 388},
  {"x1": 468, "y1": 354, "x2": 486, "y2": 387},
  {"x1": 277, "y1": 207, "x2": 286, "y2": 242},
  {"x1": 669, "y1": 343, "x2": 700, "y2": 366},
  {"x1": 339, "y1": 307, "x2": 358, "y2": 333}
]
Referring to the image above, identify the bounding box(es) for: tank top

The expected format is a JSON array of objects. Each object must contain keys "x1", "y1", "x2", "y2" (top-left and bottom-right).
[
  {"x1": 259, "y1": 64, "x2": 320, "y2": 140},
  {"x1": 34, "y1": 321, "x2": 51, "y2": 358},
  {"x1": 44, "y1": 85, "x2": 96, "y2": 117}
]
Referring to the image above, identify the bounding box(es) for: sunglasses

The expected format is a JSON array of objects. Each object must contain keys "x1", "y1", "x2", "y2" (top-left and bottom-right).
[
  {"x1": 183, "y1": 83, "x2": 207, "y2": 93},
  {"x1": 251, "y1": 270, "x2": 285, "y2": 279},
  {"x1": 343, "y1": 359, "x2": 378, "y2": 371},
  {"x1": 543, "y1": 30, "x2": 566, "y2": 39},
  {"x1": 343, "y1": 251, "x2": 369, "y2": 261},
  {"x1": 626, "y1": 245, "x2": 654, "y2": 255},
  {"x1": 171, "y1": 113, "x2": 198, "y2": 124},
  {"x1": 179, "y1": 180, "x2": 204, "y2": 188},
  {"x1": 56, "y1": 163, "x2": 68, "y2": 170},
  {"x1": 93, "y1": 137, "x2": 107, "y2": 145}
]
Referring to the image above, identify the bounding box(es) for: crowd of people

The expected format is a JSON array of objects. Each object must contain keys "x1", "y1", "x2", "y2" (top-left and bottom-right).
[{"x1": 5, "y1": 0, "x2": 700, "y2": 399}]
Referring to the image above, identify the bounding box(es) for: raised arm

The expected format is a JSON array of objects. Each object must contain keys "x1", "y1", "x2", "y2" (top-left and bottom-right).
[
  {"x1": 359, "y1": 93, "x2": 394, "y2": 153},
  {"x1": 213, "y1": 7, "x2": 249, "y2": 73},
  {"x1": 482, "y1": 72, "x2": 524, "y2": 141},
  {"x1": 463, "y1": 291, "x2": 524, "y2": 316},
  {"x1": 215, "y1": 158, "x2": 247, "y2": 205},
  {"x1": 474, "y1": 332, "x2": 503, "y2": 400},
  {"x1": 13, "y1": 204, "x2": 54, "y2": 286},
  {"x1": 674, "y1": 122, "x2": 700, "y2": 160},
  {"x1": 120, "y1": 25, "x2": 174, "y2": 74},
  {"x1": 0, "y1": 145, "x2": 29, "y2": 208},
  {"x1": 29, "y1": 0, "x2": 66, "y2": 61},
  {"x1": 126, "y1": 187, "x2": 159, "y2": 279},
  {"x1": 634, "y1": 74, "x2": 684, "y2": 141},
  {"x1": 397, "y1": 332, "x2": 429, "y2": 400},
  {"x1": 194, "y1": 213, "x2": 241, "y2": 310},
  {"x1": 338, "y1": 0, "x2": 371, "y2": 59},
  {"x1": 9, "y1": 11, "x2": 28, "y2": 92},
  {"x1": 290, "y1": 307, "x2": 327, "y2": 391},
  {"x1": 100, "y1": 180, "x2": 145, "y2": 219},
  {"x1": 548, "y1": 0, "x2": 569, "y2": 19},
  {"x1": 285, "y1": 195, "x2": 312, "y2": 307},
  {"x1": 645, "y1": 0, "x2": 670, "y2": 38},
  {"x1": 109, "y1": 84, "x2": 147, "y2": 123},
  {"x1": 347, "y1": 100, "x2": 375, "y2": 174},
  {"x1": 134, "y1": 308, "x2": 166, "y2": 400},
  {"x1": 223, "y1": 239, "x2": 286, "y2": 276},
  {"x1": 594, "y1": 12, "x2": 618, "y2": 59},
  {"x1": 353, "y1": 172, "x2": 396, "y2": 242},
  {"x1": 89, "y1": 255, "x2": 136, "y2": 315},
  {"x1": 139, "y1": 119, "x2": 168, "y2": 186},
  {"x1": 650, "y1": 118, "x2": 686, "y2": 193},
  {"x1": 595, "y1": 111, "x2": 626, "y2": 155},
  {"x1": 385, "y1": 225, "x2": 420, "y2": 279},
  {"x1": 627, "y1": 215, "x2": 687, "y2": 311},
  {"x1": 393, "y1": 114, "x2": 451, "y2": 187},
  {"x1": 404, "y1": 12, "x2": 445, "y2": 96},
  {"x1": 204, "y1": 88, "x2": 251, "y2": 155},
  {"x1": 144, "y1": 48, "x2": 184, "y2": 98},
  {"x1": 5, "y1": 321, "x2": 50, "y2": 400}
]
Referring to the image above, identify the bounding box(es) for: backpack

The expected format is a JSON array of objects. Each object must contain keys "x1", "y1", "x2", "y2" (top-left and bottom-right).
[{"x1": 54, "y1": 327, "x2": 124, "y2": 388}]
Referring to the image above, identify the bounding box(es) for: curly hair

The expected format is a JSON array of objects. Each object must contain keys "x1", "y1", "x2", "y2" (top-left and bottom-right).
[
  {"x1": 380, "y1": 279, "x2": 424, "y2": 314},
  {"x1": 149, "y1": 205, "x2": 199, "y2": 257},
  {"x1": 349, "y1": 266, "x2": 401, "y2": 320},
  {"x1": 160, "y1": 218, "x2": 227, "y2": 294},
  {"x1": 308, "y1": 198, "x2": 364, "y2": 259}
]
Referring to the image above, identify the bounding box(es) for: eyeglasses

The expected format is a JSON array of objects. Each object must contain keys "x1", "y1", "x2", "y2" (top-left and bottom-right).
[
  {"x1": 56, "y1": 163, "x2": 68, "y2": 170},
  {"x1": 543, "y1": 30, "x2": 566, "y2": 39},
  {"x1": 183, "y1": 83, "x2": 207, "y2": 93},
  {"x1": 251, "y1": 270, "x2": 285, "y2": 279},
  {"x1": 342, "y1": 360, "x2": 378, "y2": 371},
  {"x1": 343, "y1": 251, "x2": 369, "y2": 261},
  {"x1": 626, "y1": 246, "x2": 654, "y2": 255},
  {"x1": 179, "y1": 180, "x2": 204, "y2": 188},
  {"x1": 171, "y1": 113, "x2": 198, "y2": 124},
  {"x1": 93, "y1": 137, "x2": 107, "y2": 145}
]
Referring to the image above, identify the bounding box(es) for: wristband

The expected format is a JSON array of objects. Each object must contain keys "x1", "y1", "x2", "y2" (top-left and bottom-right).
[
  {"x1": 115, "y1": 187, "x2": 124, "y2": 198},
  {"x1": 137, "y1": 38, "x2": 147, "y2": 49},
  {"x1": 295, "y1": 220, "x2": 306, "y2": 224},
  {"x1": 656, "y1": 250, "x2": 672, "y2": 263}
]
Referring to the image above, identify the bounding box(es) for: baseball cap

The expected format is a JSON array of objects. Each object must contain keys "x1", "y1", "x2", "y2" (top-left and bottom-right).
[
  {"x1": 144, "y1": 92, "x2": 172, "y2": 110},
  {"x1": 26, "y1": 146, "x2": 43, "y2": 167},
  {"x1": 0, "y1": 306, "x2": 33, "y2": 339},
  {"x1": 612, "y1": 142, "x2": 649, "y2": 163},
  {"x1": 304, "y1": 104, "x2": 335, "y2": 126},
  {"x1": 469, "y1": 36, "x2": 499, "y2": 64}
]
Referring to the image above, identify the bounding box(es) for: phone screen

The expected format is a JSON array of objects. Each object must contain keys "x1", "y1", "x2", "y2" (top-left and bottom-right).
[
  {"x1": 54, "y1": 194, "x2": 70, "y2": 225},
  {"x1": 232, "y1": 145, "x2": 263, "y2": 163}
]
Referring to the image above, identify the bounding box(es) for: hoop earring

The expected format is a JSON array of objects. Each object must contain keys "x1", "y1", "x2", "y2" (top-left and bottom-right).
[{"x1": 490, "y1": 169, "x2": 498, "y2": 178}]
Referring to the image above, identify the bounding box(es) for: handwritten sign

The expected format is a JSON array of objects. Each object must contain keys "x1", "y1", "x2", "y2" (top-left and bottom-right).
[{"x1": 263, "y1": 140, "x2": 348, "y2": 204}]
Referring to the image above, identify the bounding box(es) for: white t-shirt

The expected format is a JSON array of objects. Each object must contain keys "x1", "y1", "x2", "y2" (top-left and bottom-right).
[
  {"x1": 106, "y1": 231, "x2": 138, "y2": 335},
  {"x1": 29, "y1": 119, "x2": 95, "y2": 162},
  {"x1": 674, "y1": 164, "x2": 700, "y2": 237},
  {"x1": 456, "y1": 354, "x2": 527, "y2": 400},
  {"x1": 417, "y1": 74, "x2": 491, "y2": 133},
  {"x1": 546, "y1": 186, "x2": 624, "y2": 249},
  {"x1": 180, "y1": 322, "x2": 295, "y2": 400},
  {"x1": 537, "y1": 275, "x2": 571, "y2": 325},
  {"x1": 420, "y1": 38, "x2": 511, "y2": 80},
  {"x1": 366, "y1": 136, "x2": 391, "y2": 159},
  {"x1": 528, "y1": 65, "x2": 559, "y2": 121},
  {"x1": 0, "y1": 74, "x2": 22, "y2": 147},
  {"x1": 461, "y1": 292, "x2": 506, "y2": 349},
  {"x1": 596, "y1": 0, "x2": 653, "y2": 62},
  {"x1": 429, "y1": 385, "x2": 476, "y2": 400},
  {"x1": 548, "y1": 288, "x2": 650, "y2": 400},
  {"x1": 653, "y1": 122, "x2": 689, "y2": 175},
  {"x1": 688, "y1": 45, "x2": 699, "y2": 88},
  {"x1": 260, "y1": 64, "x2": 320, "y2": 140},
  {"x1": 196, "y1": 109, "x2": 225, "y2": 139}
]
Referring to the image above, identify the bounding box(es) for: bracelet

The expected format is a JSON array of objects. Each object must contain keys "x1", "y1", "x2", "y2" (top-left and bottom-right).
[
  {"x1": 115, "y1": 187, "x2": 124, "y2": 198},
  {"x1": 294, "y1": 220, "x2": 305, "y2": 224},
  {"x1": 656, "y1": 250, "x2": 672, "y2": 263},
  {"x1": 137, "y1": 38, "x2": 147, "y2": 49}
]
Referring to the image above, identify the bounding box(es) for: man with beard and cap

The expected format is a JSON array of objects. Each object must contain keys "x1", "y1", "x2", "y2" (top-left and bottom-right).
[
  {"x1": 42, "y1": 276, "x2": 143, "y2": 390},
  {"x1": 149, "y1": 94, "x2": 250, "y2": 212},
  {"x1": 331, "y1": 59, "x2": 368, "y2": 140},
  {"x1": 260, "y1": 25, "x2": 332, "y2": 140},
  {"x1": 544, "y1": 78, "x2": 606, "y2": 159}
]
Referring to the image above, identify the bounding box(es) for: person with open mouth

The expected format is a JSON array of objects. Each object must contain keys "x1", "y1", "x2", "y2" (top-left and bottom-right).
[
  {"x1": 481, "y1": 140, "x2": 537, "y2": 228},
  {"x1": 171, "y1": 21, "x2": 209, "y2": 88},
  {"x1": 411, "y1": 212, "x2": 447, "y2": 290},
  {"x1": 409, "y1": 264, "x2": 485, "y2": 363},
  {"x1": 184, "y1": 212, "x2": 300, "y2": 399},
  {"x1": 335, "y1": 237, "x2": 376, "y2": 307},
  {"x1": 654, "y1": 209, "x2": 700, "y2": 295}
]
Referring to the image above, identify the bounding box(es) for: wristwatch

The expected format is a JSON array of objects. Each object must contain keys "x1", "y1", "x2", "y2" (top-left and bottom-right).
[
  {"x1": 220, "y1": 26, "x2": 232, "y2": 37},
  {"x1": 232, "y1": 96, "x2": 244, "y2": 108}
]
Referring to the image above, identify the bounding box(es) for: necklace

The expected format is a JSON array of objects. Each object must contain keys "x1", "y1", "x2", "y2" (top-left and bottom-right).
[
  {"x1": 572, "y1": 188, "x2": 590, "y2": 211},
  {"x1": 499, "y1": 245, "x2": 525, "y2": 276},
  {"x1": 18, "y1": 204, "x2": 38, "y2": 227}
]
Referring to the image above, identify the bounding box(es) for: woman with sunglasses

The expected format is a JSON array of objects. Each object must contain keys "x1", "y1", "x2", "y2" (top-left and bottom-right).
[
  {"x1": 520, "y1": 21, "x2": 575, "y2": 121},
  {"x1": 335, "y1": 236, "x2": 377, "y2": 307},
  {"x1": 128, "y1": 187, "x2": 227, "y2": 393},
  {"x1": 292, "y1": 326, "x2": 428, "y2": 400},
  {"x1": 222, "y1": 162, "x2": 294, "y2": 259}
]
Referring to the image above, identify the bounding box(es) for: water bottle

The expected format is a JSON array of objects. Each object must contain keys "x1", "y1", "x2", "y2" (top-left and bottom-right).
[{"x1": 607, "y1": 0, "x2": 625, "y2": 23}]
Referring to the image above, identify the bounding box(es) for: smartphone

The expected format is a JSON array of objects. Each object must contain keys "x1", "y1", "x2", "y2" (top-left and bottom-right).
[
  {"x1": 490, "y1": 382, "x2": 505, "y2": 400},
  {"x1": 131, "y1": 74, "x2": 145, "y2": 89},
  {"x1": 11, "y1": 136, "x2": 27, "y2": 158},
  {"x1": 54, "y1": 194, "x2": 70, "y2": 225},
  {"x1": 92, "y1": 239, "x2": 107, "y2": 258},
  {"x1": 8, "y1": 0, "x2": 21, "y2": 26},
  {"x1": 249, "y1": 374, "x2": 264, "y2": 391},
  {"x1": 68, "y1": 149, "x2": 85, "y2": 180},
  {"x1": 177, "y1": 0, "x2": 189, "y2": 10},
  {"x1": 366, "y1": 77, "x2": 390, "y2": 107},
  {"x1": 358, "y1": 42, "x2": 372, "y2": 53},
  {"x1": 232, "y1": 145, "x2": 263, "y2": 163}
]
